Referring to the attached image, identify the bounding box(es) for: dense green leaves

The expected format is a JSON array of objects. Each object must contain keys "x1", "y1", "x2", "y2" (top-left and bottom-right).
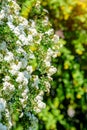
[{"x1": 37, "y1": 0, "x2": 87, "y2": 130}]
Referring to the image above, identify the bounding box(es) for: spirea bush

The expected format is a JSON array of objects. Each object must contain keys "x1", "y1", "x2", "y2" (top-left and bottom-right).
[{"x1": 0, "y1": 0, "x2": 60, "y2": 129}]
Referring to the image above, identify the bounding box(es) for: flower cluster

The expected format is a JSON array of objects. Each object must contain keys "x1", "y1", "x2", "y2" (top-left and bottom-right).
[{"x1": 0, "y1": 0, "x2": 60, "y2": 129}]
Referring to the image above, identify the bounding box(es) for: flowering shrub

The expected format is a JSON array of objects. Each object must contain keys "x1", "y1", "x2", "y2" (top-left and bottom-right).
[{"x1": 0, "y1": 0, "x2": 60, "y2": 129}]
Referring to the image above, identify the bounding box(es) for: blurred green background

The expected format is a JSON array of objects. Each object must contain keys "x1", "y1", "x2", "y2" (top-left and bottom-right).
[{"x1": 18, "y1": 0, "x2": 87, "y2": 129}]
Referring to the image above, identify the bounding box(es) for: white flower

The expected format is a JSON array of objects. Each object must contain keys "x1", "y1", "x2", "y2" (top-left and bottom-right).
[
  {"x1": 5, "y1": 109, "x2": 12, "y2": 129},
  {"x1": 22, "y1": 77, "x2": 28, "y2": 86},
  {"x1": 3, "y1": 81, "x2": 15, "y2": 91},
  {"x1": 19, "y1": 98, "x2": 27, "y2": 108},
  {"x1": 53, "y1": 34, "x2": 59, "y2": 44},
  {"x1": 28, "y1": 34, "x2": 33, "y2": 42},
  {"x1": 29, "y1": 28, "x2": 37, "y2": 36},
  {"x1": 34, "y1": 91, "x2": 45, "y2": 111},
  {"x1": 0, "y1": 41, "x2": 7, "y2": 50},
  {"x1": 19, "y1": 34, "x2": 28, "y2": 45},
  {"x1": 47, "y1": 48, "x2": 54, "y2": 56},
  {"x1": 0, "y1": 98, "x2": 6, "y2": 112},
  {"x1": 21, "y1": 58, "x2": 27, "y2": 68},
  {"x1": 19, "y1": 16, "x2": 26, "y2": 23},
  {"x1": 29, "y1": 54, "x2": 35, "y2": 59},
  {"x1": 7, "y1": 15, "x2": 13, "y2": 23},
  {"x1": 7, "y1": 22, "x2": 15, "y2": 30},
  {"x1": 32, "y1": 76, "x2": 39, "y2": 89},
  {"x1": 42, "y1": 16, "x2": 49, "y2": 26},
  {"x1": 29, "y1": 20, "x2": 36, "y2": 28},
  {"x1": 16, "y1": 72, "x2": 24, "y2": 83},
  {"x1": 23, "y1": 71, "x2": 30, "y2": 80},
  {"x1": 52, "y1": 51, "x2": 59, "y2": 58},
  {"x1": 10, "y1": 0, "x2": 20, "y2": 13},
  {"x1": 16, "y1": 72, "x2": 28, "y2": 85},
  {"x1": 34, "y1": 101, "x2": 46, "y2": 113},
  {"x1": 44, "y1": 81, "x2": 51, "y2": 91},
  {"x1": 19, "y1": 112, "x2": 23, "y2": 118},
  {"x1": 67, "y1": 107, "x2": 75, "y2": 118},
  {"x1": 35, "y1": 95, "x2": 43, "y2": 102},
  {"x1": 18, "y1": 85, "x2": 23, "y2": 89},
  {"x1": 37, "y1": 101, "x2": 46, "y2": 109},
  {"x1": 34, "y1": 91, "x2": 44, "y2": 102},
  {"x1": 13, "y1": 27, "x2": 20, "y2": 35},
  {"x1": 27, "y1": 66, "x2": 33, "y2": 74},
  {"x1": 34, "y1": 107, "x2": 41, "y2": 113},
  {"x1": 10, "y1": 62, "x2": 22, "y2": 75},
  {"x1": 3, "y1": 76, "x2": 10, "y2": 81},
  {"x1": 44, "y1": 60, "x2": 51, "y2": 67},
  {"x1": 16, "y1": 40, "x2": 22, "y2": 46},
  {"x1": 4, "y1": 51, "x2": 14, "y2": 62},
  {"x1": 21, "y1": 18, "x2": 28, "y2": 26},
  {"x1": 16, "y1": 47, "x2": 26, "y2": 55},
  {"x1": 48, "y1": 66, "x2": 57, "y2": 76},
  {"x1": 19, "y1": 98, "x2": 25, "y2": 104},
  {"x1": 22, "y1": 88, "x2": 29, "y2": 97},
  {"x1": 45, "y1": 29, "x2": 54, "y2": 36},
  {"x1": 0, "y1": 10, "x2": 5, "y2": 19},
  {"x1": 22, "y1": 20, "x2": 28, "y2": 27},
  {"x1": 17, "y1": 24, "x2": 24, "y2": 31}
]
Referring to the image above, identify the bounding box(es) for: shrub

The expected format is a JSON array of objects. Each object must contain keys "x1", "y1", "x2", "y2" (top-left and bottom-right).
[
  {"x1": 0, "y1": 0, "x2": 60, "y2": 129},
  {"x1": 38, "y1": 0, "x2": 87, "y2": 130}
]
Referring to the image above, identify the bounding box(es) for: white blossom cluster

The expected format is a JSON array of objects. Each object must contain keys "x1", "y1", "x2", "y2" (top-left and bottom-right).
[{"x1": 0, "y1": 0, "x2": 61, "y2": 129}]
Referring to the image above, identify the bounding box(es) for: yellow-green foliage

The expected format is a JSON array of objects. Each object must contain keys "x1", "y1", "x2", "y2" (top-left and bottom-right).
[
  {"x1": 21, "y1": 0, "x2": 36, "y2": 18},
  {"x1": 38, "y1": 0, "x2": 87, "y2": 130}
]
